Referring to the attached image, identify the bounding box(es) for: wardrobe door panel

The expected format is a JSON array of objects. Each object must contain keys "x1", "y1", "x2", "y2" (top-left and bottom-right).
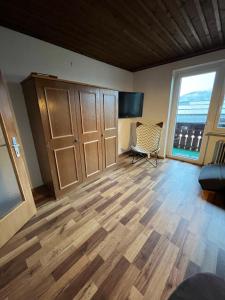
[
  {"x1": 105, "y1": 136, "x2": 117, "y2": 168},
  {"x1": 80, "y1": 92, "x2": 98, "y2": 133},
  {"x1": 101, "y1": 90, "x2": 118, "y2": 169},
  {"x1": 36, "y1": 79, "x2": 83, "y2": 197},
  {"x1": 54, "y1": 146, "x2": 79, "y2": 189},
  {"x1": 75, "y1": 85, "x2": 103, "y2": 180},
  {"x1": 103, "y1": 94, "x2": 117, "y2": 131},
  {"x1": 44, "y1": 88, "x2": 73, "y2": 138},
  {"x1": 83, "y1": 140, "x2": 101, "y2": 177}
]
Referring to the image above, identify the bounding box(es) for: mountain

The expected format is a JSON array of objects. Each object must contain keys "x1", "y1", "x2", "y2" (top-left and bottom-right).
[
  {"x1": 177, "y1": 90, "x2": 225, "y2": 126},
  {"x1": 177, "y1": 90, "x2": 211, "y2": 124},
  {"x1": 179, "y1": 90, "x2": 211, "y2": 104}
]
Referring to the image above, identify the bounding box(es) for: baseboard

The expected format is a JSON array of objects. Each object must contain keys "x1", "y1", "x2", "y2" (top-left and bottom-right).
[
  {"x1": 166, "y1": 154, "x2": 202, "y2": 166},
  {"x1": 119, "y1": 150, "x2": 165, "y2": 160},
  {"x1": 118, "y1": 150, "x2": 165, "y2": 159},
  {"x1": 118, "y1": 150, "x2": 132, "y2": 157},
  {"x1": 158, "y1": 155, "x2": 165, "y2": 159}
]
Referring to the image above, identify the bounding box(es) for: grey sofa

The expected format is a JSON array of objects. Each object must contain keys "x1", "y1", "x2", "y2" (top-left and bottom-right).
[
  {"x1": 169, "y1": 273, "x2": 225, "y2": 300},
  {"x1": 198, "y1": 164, "x2": 225, "y2": 192}
]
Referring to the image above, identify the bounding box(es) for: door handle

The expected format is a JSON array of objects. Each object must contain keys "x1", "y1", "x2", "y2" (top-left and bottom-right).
[
  {"x1": 0, "y1": 113, "x2": 20, "y2": 158},
  {"x1": 12, "y1": 136, "x2": 20, "y2": 157},
  {"x1": 74, "y1": 139, "x2": 79, "y2": 143}
]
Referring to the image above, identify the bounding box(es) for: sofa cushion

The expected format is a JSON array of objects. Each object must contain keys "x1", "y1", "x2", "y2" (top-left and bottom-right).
[
  {"x1": 198, "y1": 164, "x2": 225, "y2": 191},
  {"x1": 169, "y1": 273, "x2": 225, "y2": 300}
]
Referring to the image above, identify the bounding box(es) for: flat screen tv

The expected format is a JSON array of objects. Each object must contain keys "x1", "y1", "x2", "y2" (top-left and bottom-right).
[{"x1": 119, "y1": 92, "x2": 144, "y2": 118}]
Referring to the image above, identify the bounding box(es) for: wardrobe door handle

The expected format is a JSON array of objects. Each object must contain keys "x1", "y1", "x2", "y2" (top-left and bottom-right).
[{"x1": 74, "y1": 139, "x2": 79, "y2": 143}]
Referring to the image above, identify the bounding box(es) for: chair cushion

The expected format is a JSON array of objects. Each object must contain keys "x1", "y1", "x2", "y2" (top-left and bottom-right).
[
  {"x1": 134, "y1": 124, "x2": 161, "y2": 153},
  {"x1": 168, "y1": 273, "x2": 225, "y2": 300},
  {"x1": 198, "y1": 164, "x2": 225, "y2": 191},
  {"x1": 131, "y1": 145, "x2": 148, "y2": 154}
]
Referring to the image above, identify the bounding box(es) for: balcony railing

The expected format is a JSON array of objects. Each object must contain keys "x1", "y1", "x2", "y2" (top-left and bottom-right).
[{"x1": 173, "y1": 123, "x2": 204, "y2": 158}]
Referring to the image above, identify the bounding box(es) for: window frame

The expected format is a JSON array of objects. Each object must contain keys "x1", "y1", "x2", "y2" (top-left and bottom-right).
[
  {"x1": 213, "y1": 68, "x2": 225, "y2": 132},
  {"x1": 167, "y1": 64, "x2": 219, "y2": 165}
]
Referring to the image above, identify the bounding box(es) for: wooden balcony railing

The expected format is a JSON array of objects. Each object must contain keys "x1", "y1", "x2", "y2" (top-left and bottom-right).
[{"x1": 173, "y1": 123, "x2": 205, "y2": 152}]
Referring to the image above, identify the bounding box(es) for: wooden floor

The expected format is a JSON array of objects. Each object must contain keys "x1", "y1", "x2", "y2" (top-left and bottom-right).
[{"x1": 1, "y1": 157, "x2": 225, "y2": 300}]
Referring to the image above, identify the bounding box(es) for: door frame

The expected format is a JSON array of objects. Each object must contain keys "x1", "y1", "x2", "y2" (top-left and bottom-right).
[
  {"x1": 167, "y1": 61, "x2": 225, "y2": 165},
  {"x1": 0, "y1": 71, "x2": 36, "y2": 247},
  {"x1": 212, "y1": 68, "x2": 225, "y2": 132}
]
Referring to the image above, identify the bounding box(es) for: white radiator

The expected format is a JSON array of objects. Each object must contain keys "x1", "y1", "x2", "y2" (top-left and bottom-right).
[{"x1": 212, "y1": 140, "x2": 225, "y2": 164}]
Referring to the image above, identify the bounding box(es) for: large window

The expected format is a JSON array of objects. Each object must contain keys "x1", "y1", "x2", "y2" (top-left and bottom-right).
[
  {"x1": 218, "y1": 95, "x2": 225, "y2": 128},
  {"x1": 172, "y1": 72, "x2": 216, "y2": 160},
  {"x1": 168, "y1": 62, "x2": 225, "y2": 165}
]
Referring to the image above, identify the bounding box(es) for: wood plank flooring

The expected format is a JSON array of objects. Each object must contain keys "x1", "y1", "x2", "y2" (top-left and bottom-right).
[{"x1": 1, "y1": 157, "x2": 225, "y2": 300}]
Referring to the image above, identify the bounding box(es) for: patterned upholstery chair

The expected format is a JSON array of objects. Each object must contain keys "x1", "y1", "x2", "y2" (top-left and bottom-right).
[{"x1": 131, "y1": 121, "x2": 163, "y2": 167}]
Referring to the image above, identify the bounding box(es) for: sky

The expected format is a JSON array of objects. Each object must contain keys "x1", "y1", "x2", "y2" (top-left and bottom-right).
[{"x1": 179, "y1": 72, "x2": 216, "y2": 96}]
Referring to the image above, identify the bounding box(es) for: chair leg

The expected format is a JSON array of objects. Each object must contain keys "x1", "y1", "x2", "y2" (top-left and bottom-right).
[
  {"x1": 132, "y1": 151, "x2": 136, "y2": 164},
  {"x1": 146, "y1": 151, "x2": 159, "y2": 168},
  {"x1": 155, "y1": 152, "x2": 158, "y2": 167},
  {"x1": 131, "y1": 150, "x2": 159, "y2": 167},
  {"x1": 131, "y1": 151, "x2": 145, "y2": 164}
]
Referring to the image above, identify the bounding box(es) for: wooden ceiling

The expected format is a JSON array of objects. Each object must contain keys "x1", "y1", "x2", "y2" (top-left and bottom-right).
[{"x1": 0, "y1": 0, "x2": 225, "y2": 71}]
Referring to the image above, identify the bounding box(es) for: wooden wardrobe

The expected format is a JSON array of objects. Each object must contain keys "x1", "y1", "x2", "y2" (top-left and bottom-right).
[{"x1": 22, "y1": 74, "x2": 118, "y2": 198}]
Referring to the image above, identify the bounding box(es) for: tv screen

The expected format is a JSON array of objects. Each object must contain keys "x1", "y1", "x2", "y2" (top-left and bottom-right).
[{"x1": 119, "y1": 92, "x2": 144, "y2": 118}]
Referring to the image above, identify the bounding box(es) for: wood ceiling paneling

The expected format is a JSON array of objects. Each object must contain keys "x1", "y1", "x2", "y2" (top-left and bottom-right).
[{"x1": 0, "y1": 0, "x2": 225, "y2": 71}]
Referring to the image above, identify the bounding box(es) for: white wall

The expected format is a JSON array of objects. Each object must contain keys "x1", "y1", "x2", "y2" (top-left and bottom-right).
[
  {"x1": 134, "y1": 50, "x2": 225, "y2": 161},
  {"x1": 2, "y1": 26, "x2": 225, "y2": 189},
  {"x1": 118, "y1": 117, "x2": 142, "y2": 154},
  {"x1": 0, "y1": 26, "x2": 133, "y2": 187}
]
